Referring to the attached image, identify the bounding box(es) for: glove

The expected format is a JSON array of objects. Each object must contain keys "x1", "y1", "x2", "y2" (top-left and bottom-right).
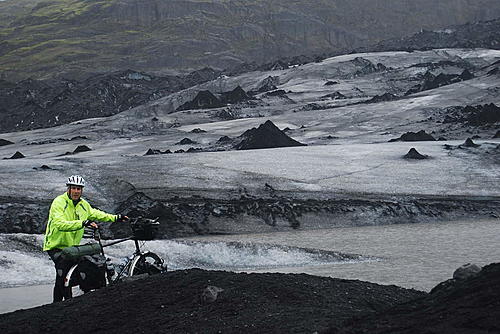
[
  {"x1": 116, "y1": 214, "x2": 129, "y2": 223},
  {"x1": 82, "y1": 220, "x2": 98, "y2": 229}
]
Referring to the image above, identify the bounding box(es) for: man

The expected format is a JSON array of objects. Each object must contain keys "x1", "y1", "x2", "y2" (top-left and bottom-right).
[{"x1": 43, "y1": 175, "x2": 128, "y2": 302}]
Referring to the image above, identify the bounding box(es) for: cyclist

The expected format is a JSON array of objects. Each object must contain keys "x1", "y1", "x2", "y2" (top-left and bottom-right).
[{"x1": 43, "y1": 175, "x2": 128, "y2": 302}]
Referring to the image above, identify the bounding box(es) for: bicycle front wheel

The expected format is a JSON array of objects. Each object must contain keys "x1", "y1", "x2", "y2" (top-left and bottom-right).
[{"x1": 128, "y1": 252, "x2": 166, "y2": 276}]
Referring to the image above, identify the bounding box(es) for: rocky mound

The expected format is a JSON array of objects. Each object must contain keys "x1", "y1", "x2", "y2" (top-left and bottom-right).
[
  {"x1": 0, "y1": 139, "x2": 14, "y2": 146},
  {"x1": 405, "y1": 70, "x2": 474, "y2": 95},
  {"x1": 176, "y1": 90, "x2": 224, "y2": 111},
  {"x1": 6, "y1": 151, "x2": 24, "y2": 159},
  {"x1": 0, "y1": 269, "x2": 424, "y2": 334},
  {"x1": 403, "y1": 148, "x2": 429, "y2": 159},
  {"x1": 325, "y1": 262, "x2": 500, "y2": 334},
  {"x1": 442, "y1": 103, "x2": 500, "y2": 126},
  {"x1": 389, "y1": 130, "x2": 436, "y2": 142},
  {"x1": 233, "y1": 120, "x2": 306, "y2": 150}
]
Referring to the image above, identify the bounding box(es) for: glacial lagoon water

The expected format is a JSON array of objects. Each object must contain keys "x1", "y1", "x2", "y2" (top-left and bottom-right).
[{"x1": 1, "y1": 218, "x2": 499, "y2": 314}]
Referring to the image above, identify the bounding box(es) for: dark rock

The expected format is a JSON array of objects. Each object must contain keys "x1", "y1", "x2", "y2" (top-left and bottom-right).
[
  {"x1": 144, "y1": 149, "x2": 162, "y2": 156},
  {"x1": 324, "y1": 81, "x2": 339, "y2": 86},
  {"x1": 216, "y1": 135, "x2": 232, "y2": 143},
  {"x1": 145, "y1": 149, "x2": 171, "y2": 155},
  {"x1": 200, "y1": 285, "x2": 224, "y2": 304},
  {"x1": 214, "y1": 108, "x2": 237, "y2": 120},
  {"x1": 466, "y1": 103, "x2": 500, "y2": 125},
  {"x1": 438, "y1": 137, "x2": 447, "y2": 141},
  {"x1": 177, "y1": 138, "x2": 197, "y2": 145},
  {"x1": 73, "y1": 145, "x2": 91, "y2": 153},
  {"x1": 461, "y1": 137, "x2": 480, "y2": 147},
  {"x1": 389, "y1": 130, "x2": 436, "y2": 142},
  {"x1": 0, "y1": 139, "x2": 14, "y2": 146},
  {"x1": 264, "y1": 89, "x2": 287, "y2": 97},
  {"x1": 405, "y1": 69, "x2": 474, "y2": 95},
  {"x1": 219, "y1": 86, "x2": 250, "y2": 104},
  {"x1": 174, "y1": 149, "x2": 185, "y2": 153},
  {"x1": 403, "y1": 148, "x2": 429, "y2": 159},
  {"x1": 176, "y1": 90, "x2": 224, "y2": 111},
  {"x1": 453, "y1": 263, "x2": 482, "y2": 280},
  {"x1": 365, "y1": 92, "x2": 398, "y2": 103},
  {"x1": 33, "y1": 165, "x2": 53, "y2": 170},
  {"x1": 255, "y1": 76, "x2": 279, "y2": 93},
  {"x1": 321, "y1": 92, "x2": 347, "y2": 100},
  {"x1": 186, "y1": 147, "x2": 202, "y2": 153},
  {"x1": 494, "y1": 130, "x2": 500, "y2": 138},
  {"x1": 8, "y1": 151, "x2": 25, "y2": 159},
  {"x1": 151, "y1": 117, "x2": 159, "y2": 122},
  {"x1": 190, "y1": 128, "x2": 206, "y2": 133},
  {"x1": 233, "y1": 120, "x2": 306, "y2": 150}
]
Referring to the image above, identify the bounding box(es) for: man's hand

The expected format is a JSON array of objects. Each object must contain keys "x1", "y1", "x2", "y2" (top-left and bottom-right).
[
  {"x1": 83, "y1": 220, "x2": 98, "y2": 229},
  {"x1": 116, "y1": 214, "x2": 129, "y2": 223}
]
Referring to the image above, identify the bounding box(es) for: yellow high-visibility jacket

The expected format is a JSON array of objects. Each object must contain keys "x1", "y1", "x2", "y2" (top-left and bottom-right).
[{"x1": 43, "y1": 193, "x2": 117, "y2": 251}]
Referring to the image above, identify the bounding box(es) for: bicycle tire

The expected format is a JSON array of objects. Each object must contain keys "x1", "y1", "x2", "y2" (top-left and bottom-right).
[
  {"x1": 64, "y1": 264, "x2": 85, "y2": 298},
  {"x1": 128, "y1": 252, "x2": 166, "y2": 276}
]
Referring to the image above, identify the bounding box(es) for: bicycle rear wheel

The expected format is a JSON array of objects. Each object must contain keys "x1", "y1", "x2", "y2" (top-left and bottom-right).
[
  {"x1": 128, "y1": 252, "x2": 166, "y2": 276},
  {"x1": 64, "y1": 264, "x2": 85, "y2": 298}
]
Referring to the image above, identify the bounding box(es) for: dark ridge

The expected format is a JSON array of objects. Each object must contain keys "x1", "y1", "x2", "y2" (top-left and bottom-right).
[
  {"x1": 216, "y1": 135, "x2": 232, "y2": 143},
  {"x1": 0, "y1": 68, "x2": 220, "y2": 133},
  {"x1": 264, "y1": 89, "x2": 287, "y2": 97},
  {"x1": 494, "y1": 130, "x2": 500, "y2": 138},
  {"x1": 466, "y1": 103, "x2": 500, "y2": 125},
  {"x1": 365, "y1": 92, "x2": 399, "y2": 103},
  {"x1": 73, "y1": 145, "x2": 91, "y2": 153},
  {"x1": 144, "y1": 149, "x2": 171, "y2": 156},
  {"x1": 0, "y1": 139, "x2": 14, "y2": 146},
  {"x1": 190, "y1": 128, "x2": 206, "y2": 133},
  {"x1": 403, "y1": 148, "x2": 429, "y2": 159},
  {"x1": 405, "y1": 70, "x2": 474, "y2": 95},
  {"x1": 219, "y1": 86, "x2": 250, "y2": 104},
  {"x1": 324, "y1": 81, "x2": 339, "y2": 86},
  {"x1": 233, "y1": 120, "x2": 306, "y2": 150},
  {"x1": 389, "y1": 130, "x2": 436, "y2": 142},
  {"x1": 177, "y1": 138, "x2": 197, "y2": 145},
  {"x1": 176, "y1": 90, "x2": 224, "y2": 111}
]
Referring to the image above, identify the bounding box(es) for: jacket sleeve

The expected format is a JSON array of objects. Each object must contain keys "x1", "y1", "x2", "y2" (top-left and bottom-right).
[
  {"x1": 49, "y1": 197, "x2": 84, "y2": 231},
  {"x1": 88, "y1": 206, "x2": 117, "y2": 223}
]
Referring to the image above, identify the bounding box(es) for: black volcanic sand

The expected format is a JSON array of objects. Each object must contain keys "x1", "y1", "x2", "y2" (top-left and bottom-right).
[
  {"x1": 0, "y1": 270, "x2": 423, "y2": 334},
  {"x1": 2, "y1": 264, "x2": 499, "y2": 334}
]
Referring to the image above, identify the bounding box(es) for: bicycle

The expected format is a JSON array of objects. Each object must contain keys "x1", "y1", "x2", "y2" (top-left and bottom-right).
[{"x1": 63, "y1": 216, "x2": 167, "y2": 298}]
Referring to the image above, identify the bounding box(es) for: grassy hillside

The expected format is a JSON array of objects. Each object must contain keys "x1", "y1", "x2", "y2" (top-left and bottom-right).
[{"x1": 1, "y1": 0, "x2": 500, "y2": 81}]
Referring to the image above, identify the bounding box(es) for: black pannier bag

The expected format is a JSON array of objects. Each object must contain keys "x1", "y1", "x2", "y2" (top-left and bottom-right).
[
  {"x1": 77, "y1": 254, "x2": 107, "y2": 291},
  {"x1": 131, "y1": 218, "x2": 159, "y2": 240}
]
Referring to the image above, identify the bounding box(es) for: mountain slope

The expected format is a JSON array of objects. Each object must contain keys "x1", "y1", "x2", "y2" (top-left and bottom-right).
[{"x1": 1, "y1": 0, "x2": 500, "y2": 81}]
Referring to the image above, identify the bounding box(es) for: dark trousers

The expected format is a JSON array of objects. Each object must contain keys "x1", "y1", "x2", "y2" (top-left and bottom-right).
[{"x1": 47, "y1": 249, "x2": 75, "y2": 302}]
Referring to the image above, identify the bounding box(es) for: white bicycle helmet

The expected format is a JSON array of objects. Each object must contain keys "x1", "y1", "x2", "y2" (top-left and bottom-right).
[{"x1": 66, "y1": 175, "x2": 86, "y2": 187}]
